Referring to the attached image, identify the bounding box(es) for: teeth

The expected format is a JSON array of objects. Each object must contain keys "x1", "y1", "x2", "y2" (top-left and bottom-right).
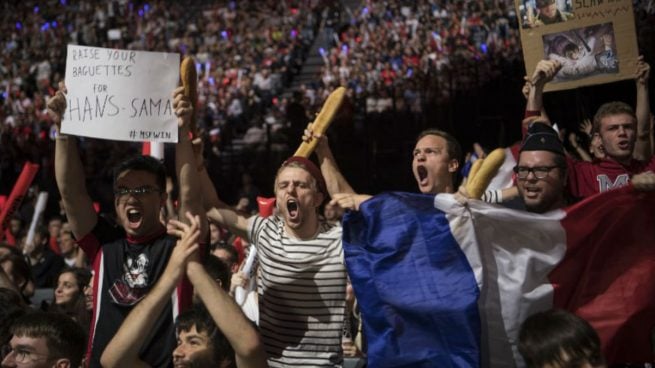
[{"x1": 128, "y1": 209, "x2": 140, "y2": 215}]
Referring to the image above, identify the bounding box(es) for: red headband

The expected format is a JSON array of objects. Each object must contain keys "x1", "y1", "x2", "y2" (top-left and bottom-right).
[{"x1": 281, "y1": 156, "x2": 328, "y2": 196}]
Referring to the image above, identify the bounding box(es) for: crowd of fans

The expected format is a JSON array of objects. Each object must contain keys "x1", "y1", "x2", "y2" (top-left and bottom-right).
[{"x1": 1, "y1": 0, "x2": 655, "y2": 367}]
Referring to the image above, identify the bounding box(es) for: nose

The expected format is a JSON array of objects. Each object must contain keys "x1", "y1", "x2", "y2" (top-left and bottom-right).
[
  {"x1": 172, "y1": 344, "x2": 185, "y2": 359},
  {"x1": 1, "y1": 351, "x2": 16, "y2": 368},
  {"x1": 286, "y1": 183, "x2": 298, "y2": 194}
]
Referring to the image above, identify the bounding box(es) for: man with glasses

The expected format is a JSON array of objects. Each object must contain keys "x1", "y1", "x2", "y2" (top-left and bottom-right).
[
  {"x1": 47, "y1": 84, "x2": 205, "y2": 367},
  {"x1": 1, "y1": 312, "x2": 85, "y2": 368},
  {"x1": 514, "y1": 122, "x2": 568, "y2": 213}
]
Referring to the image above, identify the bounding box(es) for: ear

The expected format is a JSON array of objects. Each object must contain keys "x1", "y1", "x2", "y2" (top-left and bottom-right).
[
  {"x1": 53, "y1": 358, "x2": 71, "y2": 368},
  {"x1": 448, "y1": 158, "x2": 459, "y2": 173}
]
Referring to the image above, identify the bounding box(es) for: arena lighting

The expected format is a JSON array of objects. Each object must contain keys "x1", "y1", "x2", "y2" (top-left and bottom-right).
[
  {"x1": 221, "y1": 30, "x2": 229, "y2": 40},
  {"x1": 15, "y1": 22, "x2": 22, "y2": 30}
]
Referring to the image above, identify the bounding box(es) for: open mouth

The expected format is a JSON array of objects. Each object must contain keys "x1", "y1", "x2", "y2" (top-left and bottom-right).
[
  {"x1": 524, "y1": 186, "x2": 541, "y2": 198},
  {"x1": 417, "y1": 166, "x2": 428, "y2": 185},
  {"x1": 618, "y1": 141, "x2": 629, "y2": 150},
  {"x1": 126, "y1": 208, "x2": 143, "y2": 228},
  {"x1": 287, "y1": 199, "x2": 299, "y2": 219}
]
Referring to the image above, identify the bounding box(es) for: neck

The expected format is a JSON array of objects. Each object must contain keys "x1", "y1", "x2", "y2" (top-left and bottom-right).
[
  {"x1": 126, "y1": 225, "x2": 166, "y2": 244},
  {"x1": 284, "y1": 216, "x2": 320, "y2": 240},
  {"x1": 609, "y1": 155, "x2": 632, "y2": 166}
]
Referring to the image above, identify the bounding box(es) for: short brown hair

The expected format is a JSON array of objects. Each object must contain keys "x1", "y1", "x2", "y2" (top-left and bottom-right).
[
  {"x1": 416, "y1": 129, "x2": 463, "y2": 164},
  {"x1": 592, "y1": 101, "x2": 636, "y2": 133},
  {"x1": 10, "y1": 312, "x2": 86, "y2": 368}
]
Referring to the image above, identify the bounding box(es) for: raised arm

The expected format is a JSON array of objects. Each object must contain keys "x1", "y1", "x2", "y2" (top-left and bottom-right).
[
  {"x1": 174, "y1": 87, "x2": 207, "y2": 238},
  {"x1": 634, "y1": 57, "x2": 651, "y2": 160},
  {"x1": 48, "y1": 83, "x2": 97, "y2": 240},
  {"x1": 524, "y1": 60, "x2": 561, "y2": 131},
  {"x1": 100, "y1": 213, "x2": 200, "y2": 368},
  {"x1": 303, "y1": 124, "x2": 355, "y2": 196},
  {"x1": 186, "y1": 258, "x2": 267, "y2": 368}
]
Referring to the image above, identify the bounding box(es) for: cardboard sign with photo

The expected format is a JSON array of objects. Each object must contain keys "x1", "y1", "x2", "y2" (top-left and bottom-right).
[{"x1": 516, "y1": 0, "x2": 638, "y2": 92}]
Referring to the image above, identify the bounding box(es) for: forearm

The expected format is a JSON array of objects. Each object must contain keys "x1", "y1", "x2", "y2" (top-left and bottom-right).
[
  {"x1": 54, "y1": 136, "x2": 96, "y2": 239},
  {"x1": 316, "y1": 145, "x2": 354, "y2": 196},
  {"x1": 206, "y1": 207, "x2": 249, "y2": 239},
  {"x1": 526, "y1": 83, "x2": 544, "y2": 114},
  {"x1": 176, "y1": 127, "x2": 207, "y2": 235},
  {"x1": 199, "y1": 166, "x2": 223, "y2": 211},
  {"x1": 187, "y1": 263, "x2": 267, "y2": 368},
  {"x1": 635, "y1": 83, "x2": 651, "y2": 159},
  {"x1": 100, "y1": 272, "x2": 178, "y2": 368}
]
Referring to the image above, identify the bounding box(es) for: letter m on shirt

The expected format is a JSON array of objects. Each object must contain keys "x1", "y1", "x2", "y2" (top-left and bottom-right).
[{"x1": 597, "y1": 174, "x2": 629, "y2": 192}]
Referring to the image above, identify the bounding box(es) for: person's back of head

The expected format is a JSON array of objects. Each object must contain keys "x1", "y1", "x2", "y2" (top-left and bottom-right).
[
  {"x1": 519, "y1": 309, "x2": 605, "y2": 368},
  {"x1": 0, "y1": 288, "x2": 26, "y2": 347},
  {"x1": 205, "y1": 255, "x2": 231, "y2": 292},
  {"x1": 8, "y1": 311, "x2": 86, "y2": 368}
]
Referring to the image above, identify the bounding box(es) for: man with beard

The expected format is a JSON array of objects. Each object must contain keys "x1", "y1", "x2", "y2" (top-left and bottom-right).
[
  {"x1": 206, "y1": 156, "x2": 347, "y2": 367},
  {"x1": 514, "y1": 122, "x2": 568, "y2": 213},
  {"x1": 48, "y1": 84, "x2": 204, "y2": 367}
]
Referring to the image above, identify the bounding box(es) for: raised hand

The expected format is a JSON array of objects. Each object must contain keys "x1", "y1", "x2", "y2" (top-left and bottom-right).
[
  {"x1": 329, "y1": 193, "x2": 372, "y2": 212},
  {"x1": 530, "y1": 59, "x2": 562, "y2": 86},
  {"x1": 166, "y1": 211, "x2": 201, "y2": 278},
  {"x1": 172, "y1": 86, "x2": 193, "y2": 129},
  {"x1": 635, "y1": 56, "x2": 650, "y2": 86},
  {"x1": 47, "y1": 82, "x2": 68, "y2": 130}
]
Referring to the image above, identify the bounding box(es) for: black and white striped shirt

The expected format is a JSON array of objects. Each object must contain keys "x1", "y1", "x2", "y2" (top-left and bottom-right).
[{"x1": 249, "y1": 215, "x2": 347, "y2": 367}]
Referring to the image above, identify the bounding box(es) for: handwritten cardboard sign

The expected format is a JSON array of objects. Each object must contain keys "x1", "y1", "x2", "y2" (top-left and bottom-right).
[
  {"x1": 62, "y1": 45, "x2": 180, "y2": 142},
  {"x1": 516, "y1": 0, "x2": 638, "y2": 92}
]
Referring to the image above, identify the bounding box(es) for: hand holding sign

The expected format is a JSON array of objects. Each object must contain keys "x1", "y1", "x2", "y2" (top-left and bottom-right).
[{"x1": 47, "y1": 82, "x2": 67, "y2": 131}]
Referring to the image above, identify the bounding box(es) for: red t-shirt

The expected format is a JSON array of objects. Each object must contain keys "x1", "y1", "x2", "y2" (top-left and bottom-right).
[{"x1": 567, "y1": 155, "x2": 655, "y2": 199}]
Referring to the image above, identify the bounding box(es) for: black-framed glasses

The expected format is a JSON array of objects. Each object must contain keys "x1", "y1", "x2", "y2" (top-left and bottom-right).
[
  {"x1": 113, "y1": 186, "x2": 161, "y2": 198},
  {"x1": 1, "y1": 344, "x2": 51, "y2": 364},
  {"x1": 513, "y1": 166, "x2": 561, "y2": 179}
]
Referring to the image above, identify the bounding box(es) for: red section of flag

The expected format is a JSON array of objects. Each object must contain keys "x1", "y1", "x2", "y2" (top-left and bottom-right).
[{"x1": 551, "y1": 186, "x2": 655, "y2": 363}]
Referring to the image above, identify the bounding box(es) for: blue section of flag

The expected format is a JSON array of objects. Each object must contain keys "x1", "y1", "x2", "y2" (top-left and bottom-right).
[{"x1": 342, "y1": 192, "x2": 481, "y2": 367}]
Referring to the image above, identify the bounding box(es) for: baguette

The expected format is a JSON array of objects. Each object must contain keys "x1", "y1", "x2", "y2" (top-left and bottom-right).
[
  {"x1": 180, "y1": 56, "x2": 198, "y2": 135},
  {"x1": 465, "y1": 148, "x2": 505, "y2": 199},
  {"x1": 294, "y1": 87, "x2": 347, "y2": 158}
]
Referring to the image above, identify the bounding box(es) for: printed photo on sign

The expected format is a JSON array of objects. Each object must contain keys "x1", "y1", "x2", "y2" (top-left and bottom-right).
[
  {"x1": 543, "y1": 22, "x2": 618, "y2": 82},
  {"x1": 520, "y1": 0, "x2": 574, "y2": 28}
]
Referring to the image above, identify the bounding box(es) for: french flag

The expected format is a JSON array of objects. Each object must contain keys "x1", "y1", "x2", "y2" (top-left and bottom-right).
[{"x1": 342, "y1": 186, "x2": 655, "y2": 367}]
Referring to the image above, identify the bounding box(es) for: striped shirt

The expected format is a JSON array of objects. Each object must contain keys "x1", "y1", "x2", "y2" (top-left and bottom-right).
[{"x1": 249, "y1": 215, "x2": 347, "y2": 367}]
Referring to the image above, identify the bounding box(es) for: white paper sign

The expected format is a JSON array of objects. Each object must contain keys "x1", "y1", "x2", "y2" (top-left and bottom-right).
[{"x1": 62, "y1": 45, "x2": 180, "y2": 143}]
